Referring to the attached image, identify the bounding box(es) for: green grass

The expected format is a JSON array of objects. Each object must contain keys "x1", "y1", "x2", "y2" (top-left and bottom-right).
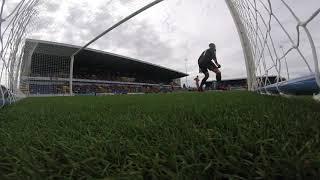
[{"x1": 0, "y1": 91, "x2": 320, "y2": 179}]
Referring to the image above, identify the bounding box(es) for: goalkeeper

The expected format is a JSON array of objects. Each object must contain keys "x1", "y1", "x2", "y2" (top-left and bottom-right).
[{"x1": 197, "y1": 43, "x2": 222, "y2": 91}]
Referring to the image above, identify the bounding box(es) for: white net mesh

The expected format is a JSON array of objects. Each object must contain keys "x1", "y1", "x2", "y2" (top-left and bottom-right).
[
  {"x1": 69, "y1": 0, "x2": 167, "y2": 95},
  {"x1": 19, "y1": 0, "x2": 170, "y2": 97},
  {"x1": 0, "y1": 0, "x2": 40, "y2": 106},
  {"x1": 225, "y1": 0, "x2": 320, "y2": 95},
  {"x1": 75, "y1": 0, "x2": 319, "y2": 96},
  {"x1": 20, "y1": 39, "x2": 73, "y2": 96},
  {"x1": 2, "y1": 0, "x2": 320, "y2": 102}
]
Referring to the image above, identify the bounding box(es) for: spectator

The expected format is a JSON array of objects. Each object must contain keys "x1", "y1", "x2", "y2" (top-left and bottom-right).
[{"x1": 194, "y1": 76, "x2": 200, "y2": 90}]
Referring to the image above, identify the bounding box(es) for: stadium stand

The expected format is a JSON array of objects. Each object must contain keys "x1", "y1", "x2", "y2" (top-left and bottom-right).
[{"x1": 20, "y1": 39, "x2": 187, "y2": 96}]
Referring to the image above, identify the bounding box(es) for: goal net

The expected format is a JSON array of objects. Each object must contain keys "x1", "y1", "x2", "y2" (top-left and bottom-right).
[
  {"x1": 2, "y1": 0, "x2": 320, "y2": 104},
  {"x1": 69, "y1": 0, "x2": 319, "y2": 97},
  {"x1": 225, "y1": 0, "x2": 320, "y2": 96},
  {"x1": 0, "y1": 0, "x2": 40, "y2": 106},
  {"x1": 11, "y1": 0, "x2": 166, "y2": 99}
]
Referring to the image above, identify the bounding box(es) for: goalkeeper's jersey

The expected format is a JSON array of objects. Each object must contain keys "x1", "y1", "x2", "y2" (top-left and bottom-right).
[{"x1": 198, "y1": 48, "x2": 217, "y2": 65}]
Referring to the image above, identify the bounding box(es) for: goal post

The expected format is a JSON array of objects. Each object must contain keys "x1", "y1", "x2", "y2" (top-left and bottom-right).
[
  {"x1": 224, "y1": 0, "x2": 320, "y2": 96},
  {"x1": 2, "y1": 0, "x2": 320, "y2": 103},
  {"x1": 225, "y1": 0, "x2": 257, "y2": 91},
  {"x1": 68, "y1": 0, "x2": 319, "y2": 96},
  {"x1": 68, "y1": 0, "x2": 165, "y2": 95}
]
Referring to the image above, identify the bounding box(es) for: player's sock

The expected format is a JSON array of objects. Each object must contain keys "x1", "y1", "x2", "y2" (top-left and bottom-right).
[
  {"x1": 199, "y1": 81, "x2": 206, "y2": 91},
  {"x1": 215, "y1": 73, "x2": 222, "y2": 90},
  {"x1": 216, "y1": 73, "x2": 221, "y2": 82}
]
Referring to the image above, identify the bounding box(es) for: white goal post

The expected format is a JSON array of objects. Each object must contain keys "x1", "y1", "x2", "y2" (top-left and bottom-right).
[
  {"x1": 225, "y1": 0, "x2": 257, "y2": 91},
  {"x1": 69, "y1": 0, "x2": 319, "y2": 96},
  {"x1": 69, "y1": 0, "x2": 165, "y2": 95},
  {"x1": 225, "y1": 0, "x2": 320, "y2": 96},
  {"x1": 1, "y1": 0, "x2": 320, "y2": 105}
]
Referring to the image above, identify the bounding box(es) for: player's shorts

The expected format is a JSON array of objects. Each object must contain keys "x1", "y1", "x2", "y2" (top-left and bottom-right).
[{"x1": 198, "y1": 60, "x2": 218, "y2": 73}]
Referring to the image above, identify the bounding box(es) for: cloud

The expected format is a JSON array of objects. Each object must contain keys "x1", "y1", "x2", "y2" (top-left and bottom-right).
[
  {"x1": 3, "y1": 0, "x2": 320, "y2": 87},
  {"x1": 43, "y1": 2, "x2": 60, "y2": 13}
]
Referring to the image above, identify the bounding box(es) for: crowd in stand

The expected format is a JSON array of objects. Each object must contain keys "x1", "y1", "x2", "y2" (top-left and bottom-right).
[
  {"x1": 74, "y1": 73, "x2": 124, "y2": 82},
  {"x1": 73, "y1": 84, "x2": 173, "y2": 95},
  {"x1": 74, "y1": 72, "x2": 161, "y2": 84},
  {"x1": 27, "y1": 70, "x2": 181, "y2": 95},
  {"x1": 30, "y1": 73, "x2": 69, "y2": 78},
  {"x1": 28, "y1": 83, "x2": 179, "y2": 95},
  {"x1": 30, "y1": 70, "x2": 180, "y2": 85}
]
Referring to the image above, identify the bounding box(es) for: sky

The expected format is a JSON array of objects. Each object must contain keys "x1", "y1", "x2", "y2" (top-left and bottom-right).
[{"x1": 5, "y1": 0, "x2": 320, "y2": 87}]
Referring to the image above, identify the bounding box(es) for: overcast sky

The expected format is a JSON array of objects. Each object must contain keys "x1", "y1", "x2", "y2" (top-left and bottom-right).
[{"x1": 6, "y1": 0, "x2": 320, "y2": 87}]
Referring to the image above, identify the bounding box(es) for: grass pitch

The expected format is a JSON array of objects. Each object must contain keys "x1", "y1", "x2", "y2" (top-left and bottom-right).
[{"x1": 0, "y1": 91, "x2": 320, "y2": 179}]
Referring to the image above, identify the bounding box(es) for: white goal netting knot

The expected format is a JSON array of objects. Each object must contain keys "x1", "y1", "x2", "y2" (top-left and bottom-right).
[
  {"x1": 226, "y1": 0, "x2": 320, "y2": 95},
  {"x1": 0, "y1": 0, "x2": 40, "y2": 106},
  {"x1": 1, "y1": 0, "x2": 320, "y2": 106}
]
